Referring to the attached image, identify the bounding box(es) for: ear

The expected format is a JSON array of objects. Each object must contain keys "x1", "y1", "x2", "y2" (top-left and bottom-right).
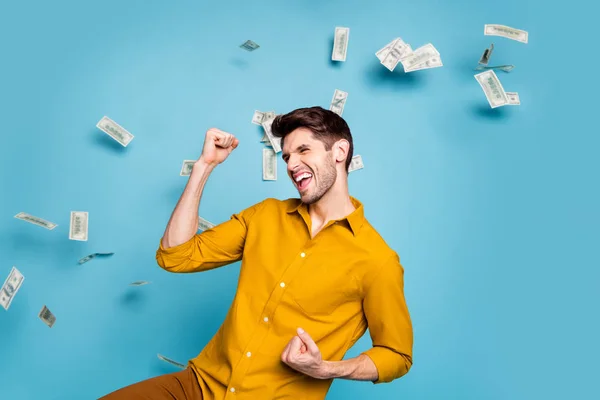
[{"x1": 334, "y1": 139, "x2": 350, "y2": 164}]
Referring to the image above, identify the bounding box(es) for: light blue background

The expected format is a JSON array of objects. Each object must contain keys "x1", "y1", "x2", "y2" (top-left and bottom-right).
[{"x1": 0, "y1": 0, "x2": 597, "y2": 399}]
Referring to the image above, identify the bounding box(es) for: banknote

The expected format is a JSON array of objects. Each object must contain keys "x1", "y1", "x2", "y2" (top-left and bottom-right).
[
  {"x1": 14, "y1": 212, "x2": 57, "y2": 230},
  {"x1": 252, "y1": 110, "x2": 265, "y2": 125},
  {"x1": 474, "y1": 64, "x2": 515, "y2": 72},
  {"x1": 263, "y1": 148, "x2": 277, "y2": 181},
  {"x1": 332, "y1": 27, "x2": 350, "y2": 61},
  {"x1": 348, "y1": 155, "x2": 364, "y2": 173},
  {"x1": 400, "y1": 43, "x2": 440, "y2": 71},
  {"x1": 240, "y1": 40, "x2": 260, "y2": 51},
  {"x1": 484, "y1": 24, "x2": 528, "y2": 44},
  {"x1": 474, "y1": 70, "x2": 509, "y2": 108},
  {"x1": 180, "y1": 160, "x2": 195, "y2": 176},
  {"x1": 479, "y1": 43, "x2": 494, "y2": 65},
  {"x1": 405, "y1": 54, "x2": 443, "y2": 72},
  {"x1": 381, "y1": 39, "x2": 413, "y2": 71},
  {"x1": 376, "y1": 38, "x2": 400, "y2": 61},
  {"x1": 260, "y1": 132, "x2": 269, "y2": 143},
  {"x1": 1, "y1": 267, "x2": 24, "y2": 311},
  {"x1": 38, "y1": 305, "x2": 56, "y2": 328},
  {"x1": 96, "y1": 116, "x2": 135, "y2": 147},
  {"x1": 198, "y1": 216, "x2": 215, "y2": 232},
  {"x1": 329, "y1": 89, "x2": 348, "y2": 116},
  {"x1": 261, "y1": 117, "x2": 281, "y2": 153},
  {"x1": 69, "y1": 211, "x2": 89, "y2": 241},
  {"x1": 157, "y1": 354, "x2": 186, "y2": 369},
  {"x1": 78, "y1": 252, "x2": 114, "y2": 265},
  {"x1": 130, "y1": 281, "x2": 151, "y2": 286},
  {"x1": 506, "y1": 92, "x2": 521, "y2": 105}
]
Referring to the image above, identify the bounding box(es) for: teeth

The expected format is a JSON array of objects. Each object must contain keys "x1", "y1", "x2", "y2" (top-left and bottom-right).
[{"x1": 295, "y1": 172, "x2": 312, "y2": 182}]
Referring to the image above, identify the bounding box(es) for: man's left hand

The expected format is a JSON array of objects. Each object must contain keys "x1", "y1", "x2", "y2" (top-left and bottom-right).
[{"x1": 281, "y1": 327, "x2": 328, "y2": 379}]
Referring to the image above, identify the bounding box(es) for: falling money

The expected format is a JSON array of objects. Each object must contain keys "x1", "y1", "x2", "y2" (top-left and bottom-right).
[
  {"x1": 78, "y1": 252, "x2": 114, "y2": 265},
  {"x1": 261, "y1": 117, "x2": 281, "y2": 153},
  {"x1": 38, "y1": 305, "x2": 56, "y2": 328},
  {"x1": 14, "y1": 212, "x2": 58, "y2": 230},
  {"x1": 484, "y1": 24, "x2": 528, "y2": 44},
  {"x1": 348, "y1": 155, "x2": 364, "y2": 173},
  {"x1": 157, "y1": 353, "x2": 186, "y2": 369},
  {"x1": 329, "y1": 89, "x2": 348, "y2": 116},
  {"x1": 130, "y1": 281, "x2": 151, "y2": 286},
  {"x1": 379, "y1": 38, "x2": 413, "y2": 71},
  {"x1": 478, "y1": 43, "x2": 494, "y2": 65},
  {"x1": 180, "y1": 160, "x2": 195, "y2": 176},
  {"x1": 198, "y1": 216, "x2": 215, "y2": 232},
  {"x1": 263, "y1": 148, "x2": 277, "y2": 181},
  {"x1": 96, "y1": 116, "x2": 135, "y2": 147},
  {"x1": 1, "y1": 266, "x2": 25, "y2": 311},
  {"x1": 401, "y1": 43, "x2": 442, "y2": 72},
  {"x1": 506, "y1": 92, "x2": 521, "y2": 105},
  {"x1": 69, "y1": 211, "x2": 89, "y2": 241},
  {"x1": 332, "y1": 27, "x2": 350, "y2": 61},
  {"x1": 474, "y1": 70, "x2": 509, "y2": 108},
  {"x1": 240, "y1": 40, "x2": 260, "y2": 51}
]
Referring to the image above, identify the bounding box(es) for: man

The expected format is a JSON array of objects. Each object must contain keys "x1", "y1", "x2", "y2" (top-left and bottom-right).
[{"x1": 101, "y1": 106, "x2": 413, "y2": 400}]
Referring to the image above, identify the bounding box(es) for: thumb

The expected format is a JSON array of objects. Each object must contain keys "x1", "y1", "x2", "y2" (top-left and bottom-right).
[{"x1": 297, "y1": 327, "x2": 319, "y2": 354}]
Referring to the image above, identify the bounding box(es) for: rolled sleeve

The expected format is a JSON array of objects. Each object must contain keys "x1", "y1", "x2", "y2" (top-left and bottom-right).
[
  {"x1": 155, "y1": 200, "x2": 265, "y2": 273},
  {"x1": 361, "y1": 253, "x2": 413, "y2": 384}
]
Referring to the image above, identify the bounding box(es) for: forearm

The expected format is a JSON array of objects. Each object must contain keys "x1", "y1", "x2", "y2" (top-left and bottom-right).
[
  {"x1": 161, "y1": 159, "x2": 215, "y2": 249},
  {"x1": 322, "y1": 354, "x2": 378, "y2": 382}
]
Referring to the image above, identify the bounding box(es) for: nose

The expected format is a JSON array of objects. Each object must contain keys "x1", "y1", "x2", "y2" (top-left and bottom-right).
[{"x1": 287, "y1": 153, "x2": 301, "y2": 174}]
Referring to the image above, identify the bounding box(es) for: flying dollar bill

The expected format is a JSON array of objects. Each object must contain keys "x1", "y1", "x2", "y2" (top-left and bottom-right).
[
  {"x1": 404, "y1": 54, "x2": 443, "y2": 72},
  {"x1": 376, "y1": 38, "x2": 400, "y2": 62},
  {"x1": 14, "y1": 212, "x2": 57, "y2": 230},
  {"x1": 69, "y1": 211, "x2": 89, "y2": 241},
  {"x1": 130, "y1": 281, "x2": 151, "y2": 286},
  {"x1": 506, "y1": 92, "x2": 521, "y2": 105},
  {"x1": 332, "y1": 27, "x2": 350, "y2": 61},
  {"x1": 484, "y1": 24, "x2": 528, "y2": 44},
  {"x1": 180, "y1": 160, "x2": 195, "y2": 176},
  {"x1": 38, "y1": 305, "x2": 56, "y2": 328},
  {"x1": 400, "y1": 43, "x2": 440, "y2": 71},
  {"x1": 198, "y1": 216, "x2": 215, "y2": 232},
  {"x1": 329, "y1": 89, "x2": 348, "y2": 116},
  {"x1": 261, "y1": 117, "x2": 281, "y2": 153},
  {"x1": 252, "y1": 110, "x2": 266, "y2": 125},
  {"x1": 78, "y1": 252, "x2": 114, "y2": 265},
  {"x1": 1, "y1": 267, "x2": 24, "y2": 311},
  {"x1": 157, "y1": 353, "x2": 186, "y2": 369},
  {"x1": 348, "y1": 155, "x2": 364, "y2": 173},
  {"x1": 474, "y1": 70, "x2": 509, "y2": 108},
  {"x1": 96, "y1": 116, "x2": 135, "y2": 147},
  {"x1": 479, "y1": 43, "x2": 494, "y2": 65},
  {"x1": 240, "y1": 40, "x2": 260, "y2": 51},
  {"x1": 381, "y1": 39, "x2": 413, "y2": 71},
  {"x1": 263, "y1": 148, "x2": 277, "y2": 181},
  {"x1": 474, "y1": 64, "x2": 515, "y2": 73}
]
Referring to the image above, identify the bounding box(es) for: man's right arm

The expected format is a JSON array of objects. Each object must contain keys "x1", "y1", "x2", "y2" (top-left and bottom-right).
[{"x1": 157, "y1": 128, "x2": 251, "y2": 273}]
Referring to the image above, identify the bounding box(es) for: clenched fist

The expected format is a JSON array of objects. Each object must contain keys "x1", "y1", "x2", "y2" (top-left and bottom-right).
[{"x1": 199, "y1": 128, "x2": 239, "y2": 167}]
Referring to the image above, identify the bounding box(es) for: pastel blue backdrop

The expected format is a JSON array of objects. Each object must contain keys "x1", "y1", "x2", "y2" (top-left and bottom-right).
[{"x1": 0, "y1": 0, "x2": 596, "y2": 399}]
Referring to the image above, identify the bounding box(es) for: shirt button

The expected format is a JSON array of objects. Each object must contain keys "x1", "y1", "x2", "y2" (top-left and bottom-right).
[
  {"x1": 230, "y1": 387, "x2": 236, "y2": 393},
  {"x1": 263, "y1": 316, "x2": 269, "y2": 322},
  {"x1": 300, "y1": 252, "x2": 306, "y2": 257},
  {"x1": 246, "y1": 352, "x2": 252, "y2": 357},
  {"x1": 280, "y1": 282, "x2": 285, "y2": 287}
]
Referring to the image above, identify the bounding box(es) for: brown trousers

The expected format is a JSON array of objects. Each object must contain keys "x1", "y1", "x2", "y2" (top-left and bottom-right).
[{"x1": 99, "y1": 368, "x2": 203, "y2": 400}]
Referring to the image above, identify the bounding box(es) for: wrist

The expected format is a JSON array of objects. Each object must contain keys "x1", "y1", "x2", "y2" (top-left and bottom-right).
[{"x1": 195, "y1": 157, "x2": 217, "y2": 170}]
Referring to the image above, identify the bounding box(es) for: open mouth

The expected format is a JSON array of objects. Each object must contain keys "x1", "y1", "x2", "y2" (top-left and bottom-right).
[{"x1": 294, "y1": 172, "x2": 313, "y2": 191}]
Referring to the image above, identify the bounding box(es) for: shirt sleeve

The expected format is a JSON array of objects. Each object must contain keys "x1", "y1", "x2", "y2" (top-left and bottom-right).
[
  {"x1": 155, "y1": 200, "x2": 265, "y2": 273},
  {"x1": 361, "y1": 252, "x2": 413, "y2": 384}
]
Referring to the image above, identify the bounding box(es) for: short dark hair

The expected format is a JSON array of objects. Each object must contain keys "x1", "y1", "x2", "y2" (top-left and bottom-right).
[{"x1": 271, "y1": 106, "x2": 354, "y2": 173}]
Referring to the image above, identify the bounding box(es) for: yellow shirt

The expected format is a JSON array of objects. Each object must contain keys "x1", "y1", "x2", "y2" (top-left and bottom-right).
[{"x1": 156, "y1": 197, "x2": 413, "y2": 399}]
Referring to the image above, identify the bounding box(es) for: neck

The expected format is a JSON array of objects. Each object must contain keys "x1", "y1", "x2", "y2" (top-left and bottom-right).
[{"x1": 307, "y1": 173, "x2": 355, "y2": 223}]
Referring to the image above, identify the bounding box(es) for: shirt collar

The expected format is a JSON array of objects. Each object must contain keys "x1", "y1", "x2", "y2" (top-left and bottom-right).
[{"x1": 286, "y1": 196, "x2": 365, "y2": 236}]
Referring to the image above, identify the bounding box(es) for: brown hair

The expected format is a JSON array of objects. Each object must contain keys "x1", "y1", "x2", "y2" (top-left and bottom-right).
[{"x1": 271, "y1": 106, "x2": 354, "y2": 172}]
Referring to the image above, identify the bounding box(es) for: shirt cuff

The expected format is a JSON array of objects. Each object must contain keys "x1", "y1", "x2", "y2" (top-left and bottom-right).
[
  {"x1": 361, "y1": 347, "x2": 404, "y2": 384},
  {"x1": 157, "y1": 236, "x2": 195, "y2": 254}
]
